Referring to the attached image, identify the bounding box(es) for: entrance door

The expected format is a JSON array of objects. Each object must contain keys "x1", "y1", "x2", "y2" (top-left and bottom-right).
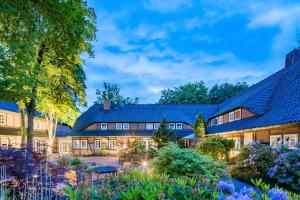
[{"x1": 244, "y1": 132, "x2": 253, "y2": 146}]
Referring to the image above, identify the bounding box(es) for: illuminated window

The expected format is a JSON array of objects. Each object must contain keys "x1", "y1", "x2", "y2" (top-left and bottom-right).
[
  {"x1": 235, "y1": 109, "x2": 241, "y2": 120},
  {"x1": 270, "y1": 135, "x2": 282, "y2": 148},
  {"x1": 218, "y1": 116, "x2": 223, "y2": 125},
  {"x1": 232, "y1": 137, "x2": 241, "y2": 151},
  {"x1": 33, "y1": 121, "x2": 41, "y2": 129},
  {"x1": 0, "y1": 113, "x2": 6, "y2": 126},
  {"x1": 109, "y1": 140, "x2": 115, "y2": 150},
  {"x1": 283, "y1": 134, "x2": 298, "y2": 149},
  {"x1": 95, "y1": 140, "x2": 101, "y2": 149}
]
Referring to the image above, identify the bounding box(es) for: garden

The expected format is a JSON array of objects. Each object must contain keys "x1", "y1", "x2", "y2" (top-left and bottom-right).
[{"x1": 1, "y1": 139, "x2": 300, "y2": 199}]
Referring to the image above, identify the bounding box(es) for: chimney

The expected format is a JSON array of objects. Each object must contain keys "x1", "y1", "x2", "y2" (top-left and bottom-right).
[
  {"x1": 285, "y1": 48, "x2": 300, "y2": 68},
  {"x1": 103, "y1": 100, "x2": 111, "y2": 110}
]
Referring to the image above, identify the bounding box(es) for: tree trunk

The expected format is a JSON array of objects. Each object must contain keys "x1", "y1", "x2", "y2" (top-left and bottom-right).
[
  {"x1": 19, "y1": 107, "x2": 27, "y2": 146},
  {"x1": 26, "y1": 96, "x2": 36, "y2": 153},
  {"x1": 47, "y1": 116, "x2": 58, "y2": 155}
]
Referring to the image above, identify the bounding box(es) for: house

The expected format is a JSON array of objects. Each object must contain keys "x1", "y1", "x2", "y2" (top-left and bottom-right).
[
  {"x1": 0, "y1": 101, "x2": 71, "y2": 153},
  {"x1": 63, "y1": 48, "x2": 300, "y2": 156}
]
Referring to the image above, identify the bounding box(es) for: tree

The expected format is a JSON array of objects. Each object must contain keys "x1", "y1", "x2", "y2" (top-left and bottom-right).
[
  {"x1": 196, "y1": 136, "x2": 235, "y2": 161},
  {"x1": 0, "y1": 0, "x2": 96, "y2": 148},
  {"x1": 96, "y1": 82, "x2": 139, "y2": 105},
  {"x1": 152, "y1": 118, "x2": 177, "y2": 148},
  {"x1": 194, "y1": 115, "x2": 206, "y2": 138},
  {"x1": 158, "y1": 82, "x2": 209, "y2": 104},
  {"x1": 208, "y1": 82, "x2": 248, "y2": 104}
]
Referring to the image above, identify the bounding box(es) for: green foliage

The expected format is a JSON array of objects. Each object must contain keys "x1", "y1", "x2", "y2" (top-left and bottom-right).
[
  {"x1": 0, "y1": 0, "x2": 96, "y2": 143},
  {"x1": 208, "y1": 82, "x2": 249, "y2": 104},
  {"x1": 70, "y1": 158, "x2": 83, "y2": 167},
  {"x1": 158, "y1": 81, "x2": 249, "y2": 104},
  {"x1": 57, "y1": 156, "x2": 71, "y2": 167},
  {"x1": 152, "y1": 118, "x2": 177, "y2": 148},
  {"x1": 196, "y1": 136, "x2": 235, "y2": 161},
  {"x1": 95, "y1": 82, "x2": 139, "y2": 105},
  {"x1": 158, "y1": 81, "x2": 209, "y2": 104},
  {"x1": 152, "y1": 143, "x2": 227, "y2": 181},
  {"x1": 194, "y1": 115, "x2": 206, "y2": 138},
  {"x1": 65, "y1": 186, "x2": 80, "y2": 200},
  {"x1": 231, "y1": 142, "x2": 278, "y2": 182}
]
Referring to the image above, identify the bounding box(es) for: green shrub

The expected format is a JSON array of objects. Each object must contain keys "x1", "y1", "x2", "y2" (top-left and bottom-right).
[
  {"x1": 152, "y1": 142, "x2": 227, "y2": 181},
  {"x1": 70, "y1": 157, "x2": 82, "y2": 167},
  {"x1": 231, "y1": 142, "x2": 278, "y2": 182},
  {"x1": 57, "y1": 156, "x2": 71, "y2": 167},
  {"x1": 196, "y1": 136, "x2": 235, "y2": 161}
]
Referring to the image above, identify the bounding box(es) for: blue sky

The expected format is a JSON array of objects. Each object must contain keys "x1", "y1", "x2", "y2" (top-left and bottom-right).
[{"x1": 84, "y1": 0, "x2": 300, "y2": 107}]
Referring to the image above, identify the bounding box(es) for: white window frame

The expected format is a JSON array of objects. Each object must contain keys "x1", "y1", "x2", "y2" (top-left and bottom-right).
[
  {"x1": 95, "y1": 140, "x2": 101, "y2": 150},
  {"x1": 210, "y1": 118, "x2": 217, "y2": 126},
  {"x1": 59, "y1": 141, "x2": 71, "y2": 154},
  {"x1": 116, "y1": 123, "x2": 122, "y2": 130},
  {"x1": 123, "y1": 123, "x2": 129, "y2": 130},
  {"x1": 100, "y1": 123, "x2": 107, "y2": 130},
  {"x1": 235, "y1": 109, "x2": 242, "y2": 120},
  {"x1": 154, "y1": 123, "x2": 160, "y2": 130},
  {"x1": 81, "y1": 140, "x2": 88, "y2": 149},
  {"x1": 109, "y1": 140, "x2": 115, "y2": 150},
  {"x1": 168, "y1": 123, "x2": 175, "y2": 130},
  {"x1": 0, "y1": 113, "x2": 6, "y2": 126},
  {"x1": 218, "y1": 116, "x2": 223, "y2": 125},
  {"x1": 270, "y1": 135, "x2": 282, "y2": 148},
  {"x1": 229, "y1": 112, "x2": 235, "y2": 122},
  {"x1": 283, "y1": 134, "x2": 298, "y2": 149},
  {"x1": 146, "y1": 123, "x2": 154, "y2": 130},
  {"x1": 176, "y1": 123, "x2": 183, "y2": 130},
  {"x1": 73, "y1": 140, "x2": 80, "y2": 149}
]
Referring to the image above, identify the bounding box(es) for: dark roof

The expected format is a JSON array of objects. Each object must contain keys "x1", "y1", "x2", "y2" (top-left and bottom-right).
[
  {"x1": 0, "y1": 102, "x2": 19, "y2": 112},
  {"x1": 72, "y1": 104, "x2": 218, "y2": 132},
  {"x1": 207, "y1": 59, "x2": 300, "y2": 134},
  {"x1": 70, "y1": 129, "x2": 193, "y2": 138}
]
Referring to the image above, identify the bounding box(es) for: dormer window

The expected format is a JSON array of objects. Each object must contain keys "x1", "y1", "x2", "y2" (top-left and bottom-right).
[
  {"x1": 116, "y1": 123, "x2": 122, "y2": 130},
  {"x1": 229, "y1": 112, "x2": 235, "y2": 122},
  {"x1": 168, "y1": 123, "x2": 175, "y2": 130},
  {"x1": 235, "y1": 109, "x2": 241, "y2": 120},
  {"x1": 154, "y1": 123, "x2": 160, "y2": 130},
  {"x1": 218, "y1": 116, "x2": 223, "y2": 125},
  {"x1": 146, "y1": 123, "x2": 153, "y2": 130},
  {"x1": 100, "y1": 123, "x2": 107, "y2": 130},
  {"x1": 176, "y1": 123, "x2": 183, "y2": 130},
  {"x1": 123, "y1": 123, "x2": 129, "y2": 130},
  {"x1": 210, "y1": 118, "x2": 217, "y2": 126}
]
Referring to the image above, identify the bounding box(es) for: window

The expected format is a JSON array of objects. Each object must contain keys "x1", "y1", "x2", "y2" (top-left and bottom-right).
[
  {"x1": 73, "y1": 140, "x2": 80, "y2": 149},
  {"x1": 95, "y1": 140, "x2": 101, "y2": 149},
  {"x1": 100, "y1": 123, "x2": 107, "y2": 130},
  {"x1": 210, "y1": 118, "x2": 217, "y2": 126},
  {"x1": 1, "y1": 138, "x2": 8, "y2": 149},
  {"x1": 183, "y1": 139, "x2": 190, "y2": 147},
  {"x1": 154, "y1": 123, "x2": 160, "y2": 130},
  {"x1": 146, "y1": 123, "x2": 154, "y2": 130},
  {"x1": 229, "y1": 112, "x2": 235, "y2": 122},
  {"x1": 283, "y1": 134, "x2": 298, "y2": 149},
  {"x1": 33, "y1": 121, "x2": 41, "y2": 129},
  {"x1": 123, "y1": 123, "x2": 129, "y2": 130},
  {"x1": 176, "y1": 123, "x2": 183, "y2": 130},
  {"x1": 168, "y1": 123, "x2": 175, "y2": 130},
  {"x1": 235, "y1": 109, "x2": 242, "y2": 120},
  {"x1": 218, "y1": 116, "x2": 223, "y2": 125},
  {"x1": 232, "y1": 137, "x2": 241, "y2": 151},
  {"x1": 270, "y1": 135, "x2": 282, "y2": 148},
  {"x1": 109, "y1": 140, "x2": 115, "y2": 150},
  {"x1": 81, "y1": 140, "x2": 87, "y2": 149},
  {"x1": 116, "y1": 123, "x2": 122, "y2": 130},
  {"x1": 0, "y1": 113, "x2": 6, "y2": 126},
  {"x1": 59, "y1": 141, "x2": 71, "y2": 153}
]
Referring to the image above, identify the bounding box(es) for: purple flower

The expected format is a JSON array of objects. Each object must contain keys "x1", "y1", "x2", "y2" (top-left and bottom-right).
[
  {"x1": 226, "y1": 194, "x2": 253, "y2": 200},
  {"x1": 268, "y1": 166, "x2": 277, "y2": 178},
  {"x1": 267, "y1": 188, "x2": 289, "y2": 200},
  {"x1": 217, "y1": 181, "x2": 235, "y2": 194},
  {"x1": 296, "y1": 162, "x2": 300, "y2": 167}
]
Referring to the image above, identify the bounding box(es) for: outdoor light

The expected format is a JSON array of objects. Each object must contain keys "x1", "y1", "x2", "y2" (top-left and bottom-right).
[{"x1": 142, "y1": 161, "x2": 148, "y2": 167}]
